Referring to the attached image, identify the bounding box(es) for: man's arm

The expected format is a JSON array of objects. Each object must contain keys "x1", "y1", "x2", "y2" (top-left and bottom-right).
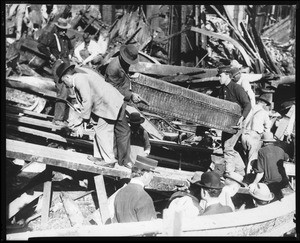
[
  {"x1": 82, "y1": 41, "x2": 101, "y2": 65},
  {"x1": 236, "y1": 84, "x2": 252, "y2": 120}
]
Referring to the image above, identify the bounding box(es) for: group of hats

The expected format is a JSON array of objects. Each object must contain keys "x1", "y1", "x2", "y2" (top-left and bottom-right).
[{"x1": 188, "y1": 171, "x2": 273, "y2": 202}]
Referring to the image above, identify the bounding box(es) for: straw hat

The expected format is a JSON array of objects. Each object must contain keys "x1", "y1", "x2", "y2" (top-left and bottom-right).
[
  {"x1": 55, "y1": 18, "x2": 71, "y2": 29},
  {"x1": 120, "y1": 44, "x2": 139, "y2": 65},
  {"x1": 261, "y1": 131, "x2": 276, "y2": 142},
  {"x1": 249, "y1": 183, "x2": 274, "y2": 202}
]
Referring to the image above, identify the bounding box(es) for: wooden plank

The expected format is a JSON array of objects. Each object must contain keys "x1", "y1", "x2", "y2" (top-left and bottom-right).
[
  {"x1": 60, "y1": 192, "x2": 85, "y2": 227},
  {"x1": 41, "y1": 180, "x2": 52, "y2": 227},
  {"x1": 130, "y1": 62, "x2": 218, "y2": 78},
  {"x1": 94, "y1": 175, "x2": 111, "y2": 225},
  {"x1": 6, "y1": 139, "x2": 191, "y2": 190},
  {"x1": 6, "y1": 104, "x2": 53, "y2": 120},
  {"x1": 131, "y1": 73, "x2": 241, "y2": 134}
]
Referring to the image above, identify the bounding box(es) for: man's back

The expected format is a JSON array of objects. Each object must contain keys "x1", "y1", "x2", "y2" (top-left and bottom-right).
[
  {"x1": 114, "y1": 183, "x2": 157, "y2": 223},
  {"x1": 256, "y1": 144, "x2": 288, "y2": 183}
]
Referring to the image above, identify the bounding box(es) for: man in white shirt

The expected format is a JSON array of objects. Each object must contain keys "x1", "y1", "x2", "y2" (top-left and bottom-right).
[
  {"x1": 74, "y1": 32, "x2": 101, "y2": 67},
  {"x1": 241, "y1": 95, "x2": 272, "y2": 174}
]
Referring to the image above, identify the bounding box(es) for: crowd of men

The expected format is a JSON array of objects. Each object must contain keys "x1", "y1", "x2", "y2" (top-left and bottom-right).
[{"x1": 6, "y1": 7, "x2": 295, "y2": 224}]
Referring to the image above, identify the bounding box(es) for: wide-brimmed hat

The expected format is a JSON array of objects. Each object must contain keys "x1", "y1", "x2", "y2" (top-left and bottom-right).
[
  {"x1": 231, "y1": 60, "x2": 243, "y2": 69},
  {"x1": 128, "y1": 112, "x2": 145, "y2": 124},
  {"x1": 261, "y1": 131, "x2": 276, "y2": 142},
  {"x1": 193, "y1": 171, "x2": 224, "y2": 189},
  {"x1": 55, "y1": 18, "x2": 71, "y2": 29},
  {"x1": 134, "y1": 155, "x2": 158, "y2": 172},
  {"x1": 249, "y1": 183, "x2": 274, "y2": 202},
  {"x1": 224, "y1": 172, "x2": 247, "y2": 187},
  {"x1": 56, "y1": 63, "x2": 75, "y2": 82},
  {"x1": 120, "y1": 44, "x2": 139, "y2": 65}
]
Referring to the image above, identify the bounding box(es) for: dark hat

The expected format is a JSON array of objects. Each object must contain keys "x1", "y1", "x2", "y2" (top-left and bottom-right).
[
  {"x1": 120, "y1": 44, "x2": 139, "y2": 65},
  {"x1": 134, "y1": 155, "x2": 158, "y2": 172},
  {"x1": 230, "y1": 67, "x2": 240, "y2": 77},
  {"x1": 224, "y1": 172, "x2": 247, "y2": 187},
  {"x1": 55, "y1": 18, "x2": 71, "y2": 29},
  {"x1": 128, "y1": 112, "x2": 145, "y2": 124},
  {"x1": 261, "y1": 131, "x2": 276, "y2": 142},
  {"x1": 194, "y1": 171, "x2": 224, "y2": 189},
  {"x1": 249, "y1": 183, "x2": 274, "y2": 202},
  {"x1": 56, "y1": 62, "x2": 75, "y2": 82},
  {"x1": 217, "y1": 65, "x2": 232, "y2": 76}
]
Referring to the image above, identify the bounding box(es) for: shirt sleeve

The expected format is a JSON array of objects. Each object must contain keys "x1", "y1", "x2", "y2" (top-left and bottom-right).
[
  {"x1": 135, "y1": 194, "x2": 157, "y2": 222},
  {"x1": 82, "y1": 41, "x2": 101, "y2": 64},
  {"x1": 74, "y1": 42, "x2": 84, "y2": 62},
  {"x1": 74, "y1": 75, "x2": 92, "y2": 120},
  {"x1": 143, "y1": 130, "x2": 151, "y2": 152},
  {"x1": 37, "y1": 32, "x2": 53, "y2": 58},
  {"x1": 235, "y1": 84, "x2": 252, "y2": 119}
]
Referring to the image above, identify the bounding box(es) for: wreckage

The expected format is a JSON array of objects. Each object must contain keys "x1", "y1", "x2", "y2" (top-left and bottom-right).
[{"x1": 5, "y1": 4, "x2": 296, "y2": 237}]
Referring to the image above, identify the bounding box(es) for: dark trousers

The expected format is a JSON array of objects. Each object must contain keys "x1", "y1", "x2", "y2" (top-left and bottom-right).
[
  {"x1": 115, "y1": 105, "x2": 131, "y2": 165},
  {"x1": 52, "y1": 59, "x2": 70, "y2": 121}
]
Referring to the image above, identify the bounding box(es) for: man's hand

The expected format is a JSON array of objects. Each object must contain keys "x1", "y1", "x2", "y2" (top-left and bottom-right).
[
  {"x1": 131, "y1": 92, "x2": 141, "y2": 104},
  {"x1": 248, "y1": 183, "x2": 257, "y2": 193},
  {"x1": 74, "y1": 123, "x2": 84, "y2": 138}
]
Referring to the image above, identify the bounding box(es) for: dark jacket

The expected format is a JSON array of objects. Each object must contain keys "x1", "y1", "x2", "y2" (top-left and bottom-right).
[{"x1": 37, "y1": 29, "x2": 73, "y2": 61}]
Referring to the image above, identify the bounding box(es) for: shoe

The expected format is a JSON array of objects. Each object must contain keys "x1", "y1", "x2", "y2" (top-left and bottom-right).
[{"x1": 53, "y1": 120, "x2": 68, "y2": 126}]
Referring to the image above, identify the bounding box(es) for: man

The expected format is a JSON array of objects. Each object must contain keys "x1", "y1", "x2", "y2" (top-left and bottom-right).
[
  {"x1": 128, "y1": 112, "x2": 151, "y2": 163},
  {"x1": 114, "y1": 155, "x2": 158, "y2": 223},
  {"x1": 166, "y1": 172, "x2": 204, "y2": 218},
  {"x1": 241, "y1": 95, "x2": 272, "y2": 174},
  {"x1": 217, "y1": 66, "x2": 252, "y2": 177},
  {"x1": 196, "y1": 171, "x2": 233, "y2": 215},
  {"x1": 105, "y1": 44, "x2": 142, "y2": 169},
  {"x1": 37, "y1": 18, "x2": 74, "y2": 126},
  {"x1": 74, "y1": 32, "x2": 101, "y2": 67},
  {"x1": 249, "y1": 131, "x2": 290, "y2": 200},
  {"x1": 56, "y1": 62, "x2": 124, "y2": 164}
]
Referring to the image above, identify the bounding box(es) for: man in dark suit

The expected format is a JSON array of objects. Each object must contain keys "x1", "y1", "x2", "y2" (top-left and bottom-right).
[{"x1": 37, "y1": 18, "x2": 74, "y2": 126}]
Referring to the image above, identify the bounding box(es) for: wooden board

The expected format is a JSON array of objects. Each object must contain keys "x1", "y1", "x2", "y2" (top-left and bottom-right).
[
  {"x1": 6, "y1": 139, "x2": 193, "y2": 191},
  {"x1": 130, "y1": 62, "x2": 218, "y2": 78},
  {"x1": 131, "y1": 73, "x2": 241, "y2": 134}
]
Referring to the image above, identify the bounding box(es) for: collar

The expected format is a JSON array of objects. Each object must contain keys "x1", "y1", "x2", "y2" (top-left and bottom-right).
[{"x1": 130, "y1": 177, "x2": 145, "y2": 188}]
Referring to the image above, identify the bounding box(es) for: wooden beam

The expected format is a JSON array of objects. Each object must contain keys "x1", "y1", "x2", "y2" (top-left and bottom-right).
[
  {"x1": 41, "y1": 180, "x2": 52, "y2": 228},
  {"x1": 6, "y1": 139, "x2": 191, "y2": 190},
  {"x1": 130, "y1": 62, "x2": 217, "y2": 78},
  {"x1": 94, "y1": 175, "x2": 111, "y2": 224}
]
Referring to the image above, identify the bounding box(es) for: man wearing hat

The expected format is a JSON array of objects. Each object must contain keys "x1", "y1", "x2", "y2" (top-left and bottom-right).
[
  {"x1": 74, "y1": 32, "x2": 101, "y2": 67},
  {"x1": 241, "y1": 94, "x2": 272, "y2": 174},
  {"x1": 37, "y1": 17, "x2": 74, "y2": 126},
  {"x1": 56, "y1": 62, "x2": 125, "y2": 165},
  {"x1": 166, "y1": 172, "x2": 204, "y2": 218},
  {"x1": 249, "y1": 131, "x2": 290, "y2": 201},
  {"x1": 105, "y1": 44, "x2": 143, "y2": 169},
  {"x1": 114, "y1": 155, "x2": 158, "y2": 223},
  {"x1": 128, "y1": 112, "x2": 151, "y2": 163},
  {"x1": 217, "y1": 66, "x2": 252, "y2": 177},
  {"x1": 195, "y1": 171, "x2": 233, "y2": 215},
  {"x1": 249, "y1": 183, "x2": 274, "y2": 207}
]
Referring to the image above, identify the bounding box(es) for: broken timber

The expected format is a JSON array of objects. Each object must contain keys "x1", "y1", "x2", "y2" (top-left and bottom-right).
[
  {"x1": 131, "y1": 73, "x2": 241, "y2": 134},
  {"x1": 6, "y1": 139, "x2": 193, "y2": 191}
]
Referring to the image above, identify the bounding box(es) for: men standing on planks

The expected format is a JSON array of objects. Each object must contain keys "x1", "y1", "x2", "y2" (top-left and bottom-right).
[
  {"x1": 114, "y1": 156, "x2": 158, "y2": 223},
  {"x1": 56, "y1": 62, "x2": 125, "y2": 165},
  {"x1": 37, "y1": 18, "x2": 74, "y2": 126},
  {"x1": 105, "y1": 44, "x2": 143, "y2": 169},
  {"x1": 217, "y1": 66, "x2": 252, "y2": 177}
]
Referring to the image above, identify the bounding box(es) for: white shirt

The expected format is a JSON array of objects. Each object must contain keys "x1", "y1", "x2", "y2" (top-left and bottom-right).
[
  {"x1": 246, "y1": 103, "x2": 271, "y2": 134},
  {"x1": 74, "y1": 39, "x2": 101, "y2": 64}
]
